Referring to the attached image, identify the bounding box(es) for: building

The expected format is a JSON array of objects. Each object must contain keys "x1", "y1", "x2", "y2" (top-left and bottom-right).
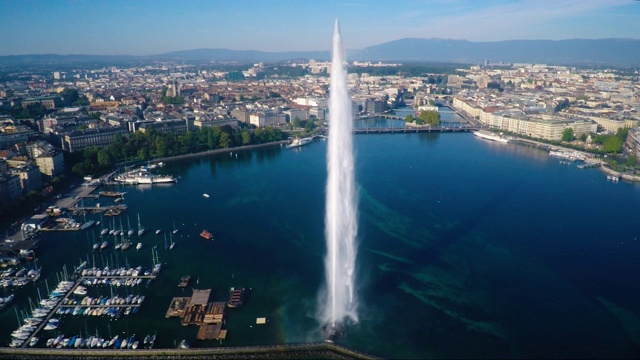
[
  {"x1": 249, "y1": 111, "x2": 286, "y2": 127},
  {"x1": 138, "y1": 119, "x2": 188, "y2": 135},
  {"x1": 13, "y1": 165, "x2": 42, "y2": 194},
  {"x1": 0, "y1": 125, "x2": 35, "y2": 149},
  {"x1": 35, "y1": 151, "x2": 65, "y2": 178},
  {"x1": 625, "y1": 128, "x2": 640, "y2": 157},
  {"x1": 62, "y1": 127, "x2": 128, "y2": 153},
  {"x1": 22, "y1": 96, "x2": 63, "y2": 110},
  {"x1": 230, "y1": 108, "x2": 250, "y2": 124},
  {"x1": 284, "y1": 109, "x2": 309, "y2": 123}
]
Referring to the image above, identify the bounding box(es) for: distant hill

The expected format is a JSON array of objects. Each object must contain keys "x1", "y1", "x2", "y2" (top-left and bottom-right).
[
  {"x1": 156, "y1": 48, "x2": 331, "y2": 62},
  {"x1": 353, "y1": 38, "x2": 640, "y2": 66},
  {"x1": 0, "y1": 38, "x2": 638, "y2": 67}
]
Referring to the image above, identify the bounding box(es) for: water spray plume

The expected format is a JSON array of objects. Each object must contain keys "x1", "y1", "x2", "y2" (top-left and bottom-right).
[{"x1": 319, "y1": 19, "x2": 358, "y2": 340}]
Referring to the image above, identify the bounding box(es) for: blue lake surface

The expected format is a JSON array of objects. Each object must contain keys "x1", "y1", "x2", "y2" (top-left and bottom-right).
[{"x1": 2, "y1": 132, "x2": 640, "y2": 358}]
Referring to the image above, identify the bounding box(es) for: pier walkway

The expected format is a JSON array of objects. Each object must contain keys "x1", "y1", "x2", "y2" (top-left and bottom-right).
[{"x1": 354, "y1": 126, "x2": 477, "y2": 134}]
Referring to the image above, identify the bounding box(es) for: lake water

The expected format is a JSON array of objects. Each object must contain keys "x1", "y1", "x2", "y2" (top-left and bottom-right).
[{"x1": 2, "y1": 129, "x2": 640, "y2": 358}]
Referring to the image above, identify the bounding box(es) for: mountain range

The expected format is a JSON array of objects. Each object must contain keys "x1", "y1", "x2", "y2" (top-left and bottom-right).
[{"x1": 0, "y1": 38, "x2": 638, "y2": 67}]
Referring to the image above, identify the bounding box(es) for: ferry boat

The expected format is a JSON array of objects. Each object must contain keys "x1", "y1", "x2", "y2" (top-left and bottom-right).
[
  {"x1": 473, "y1": 130, "x2": 509, "y2": 143},
  {"x1": 200, "y1": 230, "x2": 214, "y2": 240},
  {"x1": 286, "y1": 137, "x2": 313, "y2": 149},
  {"x1": 114, "y1": 168, "x2": 177, "y2": 185}
]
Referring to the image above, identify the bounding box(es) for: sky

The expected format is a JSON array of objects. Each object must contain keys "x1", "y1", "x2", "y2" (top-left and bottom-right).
[{"x1": 0, "y1": 0, "x2": 638, "y2": 56}]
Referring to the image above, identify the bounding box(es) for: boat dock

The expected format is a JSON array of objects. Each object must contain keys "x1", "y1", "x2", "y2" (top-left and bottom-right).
[
  {"x1": 165, "y1": 289, "x2": 229, "y2": 340},
  {"x1": 577, "y1": 162, "x2": 601, "y2": 169},
  {"x1": 197, "y1": 323, "x2": 227, "y2": 341},
  {"x1": 15, "y1": 264, "x2": 159, "y2": 348},
  {"x1": 166, "y1": 297, "x2": 190, "y2": 318},
  {"x1": 70, "y1": 205, "x2": 127, "y2": 216}
]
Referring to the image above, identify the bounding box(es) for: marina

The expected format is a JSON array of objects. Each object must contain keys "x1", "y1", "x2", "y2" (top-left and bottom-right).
[{"x1": 6, "y1": 260, "x2": 161, "y2": 349}]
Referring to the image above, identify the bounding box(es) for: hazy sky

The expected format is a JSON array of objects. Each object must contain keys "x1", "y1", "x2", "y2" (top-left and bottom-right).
[{"x1": 0, "y1": 0, "x2": 638, "y2": 56}]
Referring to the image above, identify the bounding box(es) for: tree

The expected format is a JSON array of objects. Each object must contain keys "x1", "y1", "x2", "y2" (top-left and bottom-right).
[
  {"x1": 562, "y1": 128, "x2": 574, "y2": 142},
  {"x1": 418, "y1": 110, "x2": 440, "y2": 127},
  {"x1": 219, "y1": 132, "x2": 231, "y2": 148},
  {"x1": 626, "y1": 155, "x2": 637, "y2": 167},
  {"x1": 405, "y1": 114, "x2": 414, "y2": 123},
  {"x1": 97, "y1": 149, "x2": 113, "y2": 167},
  {"x1": 292, "y1": 117, "x2": 301, "y2": 128},
  {"x1": 579, "y1": 133, "x2": 588, "y2": 142},
  {"x1": 603, "y1": 136, "x2": 623, "y2": 153},
  {"x1": 241, "y1": 130, "x2": 251, "y2": 145}
]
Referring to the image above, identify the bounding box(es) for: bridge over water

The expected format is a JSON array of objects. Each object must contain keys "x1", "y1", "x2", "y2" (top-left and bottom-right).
[{"x1": 353, "y1": 126, "x2": 478, "y2": 134}]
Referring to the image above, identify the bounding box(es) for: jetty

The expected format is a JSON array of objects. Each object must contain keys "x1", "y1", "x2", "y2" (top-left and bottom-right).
[{"x1": 165, "y1": 289, "x2": 229, "y2": 341}]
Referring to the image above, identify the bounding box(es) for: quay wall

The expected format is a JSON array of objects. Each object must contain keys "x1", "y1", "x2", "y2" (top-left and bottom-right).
[{"x1": 0, "y1": 342, "x2": 377, "y2": 359}]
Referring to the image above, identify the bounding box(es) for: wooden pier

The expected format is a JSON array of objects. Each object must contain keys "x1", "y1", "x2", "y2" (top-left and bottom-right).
[
  {"x1": 166, "y1": 297, "x2": 190, "y2": 318},
  {"x1": 197, "y1": 323, "x2": 227, "y2": 341},
  {"x1": 165, "y1": 288, "x2": 234, "y2": 341}
]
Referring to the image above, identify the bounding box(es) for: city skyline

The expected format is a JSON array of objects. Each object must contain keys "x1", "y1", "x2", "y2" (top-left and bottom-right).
[{"x1": 0, "y1": 0, "x2": 639, "y2": 56}]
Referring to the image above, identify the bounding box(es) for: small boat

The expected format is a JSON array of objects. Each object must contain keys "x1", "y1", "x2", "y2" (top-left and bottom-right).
[
  {"x1": 178, "y1": 339, "x2": 189, "y2": 349},
  {"x1": 155, "y1": 229, "x2": 161, "y2": 235},
  {"x1": 121, "y1": 241, "x2": 130, "y2": 251},
  {"x1": 108, "y1": 335, "x2": 118, "y2": 347},
  {"x1": 52, "y1": 334, "x2": 64, "y2": 347},
  {"x1": 200, "y1": 229, "x2": 214, "y2": 240},
  {"x1": 100, "y1": 241, "x2": 109, "y2": 250},
  {"x1": 99, "y1": 191, "x2": 126, "y2": 197},
  {"x1": 172, "y1": 222, "x2": 179, "y2": 234},
  {"x1": 28, "y1": 337, "x2": 39, "y2": 347},
  {"x1": 92, "y1": 243, "x2": 99, "y2": 251},
  {"x1": 203, "y1": 193, "x2": 210, "y2": 198},
  {"x1": 136, "y1": 243, "x2": 142, "y2": 250}
]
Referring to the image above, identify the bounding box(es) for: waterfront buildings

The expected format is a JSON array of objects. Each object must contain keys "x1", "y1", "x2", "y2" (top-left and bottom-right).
[{"x1": 63, "y1": 127, "x2": 128, "y2": 153}]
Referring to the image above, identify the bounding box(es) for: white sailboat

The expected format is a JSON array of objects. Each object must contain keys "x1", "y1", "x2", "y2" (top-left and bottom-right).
[
  {"x1": 127, "y1": 217, "x2": 134, "y2": 237},
  {"x1": 137, "y1": 213, "x2": 145, "y2": 237},
  {"x1": 169, "y1": 232, "x2": 175, "y2": 250}
]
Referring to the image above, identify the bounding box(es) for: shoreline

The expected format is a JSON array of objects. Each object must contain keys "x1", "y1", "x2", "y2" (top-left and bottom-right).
[{"x1": 149, "y1": 140, "x2": 290, "y2": 165}]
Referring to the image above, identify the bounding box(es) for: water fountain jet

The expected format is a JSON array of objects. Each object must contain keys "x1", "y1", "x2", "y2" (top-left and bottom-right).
[{"x1": 319, "y1": 19, "x2": 358, "y2": 339}]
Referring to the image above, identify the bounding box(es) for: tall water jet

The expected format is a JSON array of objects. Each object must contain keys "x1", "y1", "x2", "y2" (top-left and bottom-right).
[{"x1": 320, "y1": 19, "x2": 358, "y2": 339}]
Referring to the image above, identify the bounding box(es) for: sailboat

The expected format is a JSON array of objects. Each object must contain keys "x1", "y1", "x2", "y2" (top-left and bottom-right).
[
  {"x1": 169, "y1": 232, "x2": 175, "y2": 250},
  {"x1": 127, "y1": 217, "x2": 134, "y2": 237},
  {"x1": 100, "y1": 215, "x2": 108, "y2": 236},
  {"x1": 121, "y1": 233, "x2": 131, "y2": 250},
  {"x1": 137, "y1": 213, "x2": 145, "y2": 237},
  {"x1": 172, "y1": 222, "x2": 178, "y2": 235}
]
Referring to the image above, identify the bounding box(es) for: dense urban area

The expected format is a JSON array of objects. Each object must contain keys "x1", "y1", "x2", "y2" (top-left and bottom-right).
[{"x1": 0, "y1": 59, "x2": 639, "y2": 223}]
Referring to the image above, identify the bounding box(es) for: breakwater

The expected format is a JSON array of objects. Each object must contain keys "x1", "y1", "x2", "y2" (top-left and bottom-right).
[{"x1": 0, "y1": 342, "x2": 377, "y2": 359}]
